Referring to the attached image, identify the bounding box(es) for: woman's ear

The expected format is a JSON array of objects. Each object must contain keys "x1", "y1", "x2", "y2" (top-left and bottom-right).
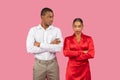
[
  {"x1": 82, "y1": 24, "x2": 84, "y2": 28},
  {"x1": 82, "y1": 25, "x2": 84, "y2": 30},
  {"x1": 82, "y1": 24, "x2": 84, "y2": 27}
]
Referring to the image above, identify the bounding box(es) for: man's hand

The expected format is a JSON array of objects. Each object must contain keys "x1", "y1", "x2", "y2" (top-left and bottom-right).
[
  {"x1": 34, "y1": 41, "x2": 40, "y2": 47},
  {"x1": 50, "y1": 38, "x2": 61, "y2": 44}
]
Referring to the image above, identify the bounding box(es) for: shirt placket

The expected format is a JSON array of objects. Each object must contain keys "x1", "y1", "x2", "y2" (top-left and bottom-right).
[{"x1": 43, "y1": 30, "x2": 48, "y2": 60}]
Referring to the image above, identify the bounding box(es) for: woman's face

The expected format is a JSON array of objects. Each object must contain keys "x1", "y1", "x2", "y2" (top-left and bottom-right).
[{"x1": 73, "y1": 21, "x2": 83, "y2": 34}]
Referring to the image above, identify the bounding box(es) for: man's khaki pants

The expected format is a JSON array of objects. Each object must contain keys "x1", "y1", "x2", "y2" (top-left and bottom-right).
[{"x1": 33, "y1": 58, "x2": 59, "y2": 80}]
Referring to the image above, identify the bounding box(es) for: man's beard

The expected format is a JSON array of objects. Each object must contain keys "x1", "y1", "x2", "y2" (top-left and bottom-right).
[{"x1": 45, "y1": 23, "x2": 52, "y2": 27}]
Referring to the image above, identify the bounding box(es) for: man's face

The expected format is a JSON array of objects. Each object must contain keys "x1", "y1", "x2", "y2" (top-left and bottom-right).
[
  {"x1": 41, "y1": 11, "x2": 54, "y2": 26},
  {"x1": 73, "y1": 21, "x2": 83, "y2": 34}
]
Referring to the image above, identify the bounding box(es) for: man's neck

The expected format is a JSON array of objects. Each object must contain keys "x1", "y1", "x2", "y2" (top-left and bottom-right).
[{"x1": 41, "y1": 22, "x2": 49, "y2": 30}]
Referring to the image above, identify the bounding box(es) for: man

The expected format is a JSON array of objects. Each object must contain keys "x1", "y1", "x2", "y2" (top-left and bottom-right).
[{"x1": 26, "y1": 7, "x2": 63, "y2": 80}]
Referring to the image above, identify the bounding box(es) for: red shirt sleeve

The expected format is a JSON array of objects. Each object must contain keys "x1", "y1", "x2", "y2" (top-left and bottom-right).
[
  {"x1": 63, "y1": 37, "x2": 80, "y2": 57},
  {"x1": 76, "y1": 37, "x2": 95, "y2": 60}
]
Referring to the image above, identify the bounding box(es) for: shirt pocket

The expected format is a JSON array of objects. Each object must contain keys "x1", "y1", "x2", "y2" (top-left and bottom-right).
[
  {"x1": 34, "y1": 32, "x2": 43, "y2": 42},
  {"x1": 47, "y1": 34, "x2": 57, "y2": 43}
]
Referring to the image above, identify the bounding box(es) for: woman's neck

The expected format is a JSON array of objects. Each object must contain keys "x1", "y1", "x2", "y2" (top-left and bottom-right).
[
  {"x1": 75, "y1": 33, "x2": 82, "y2": 38},
  {"x1": 75, "y1": 33, "x2": 82, "y2": 43}
]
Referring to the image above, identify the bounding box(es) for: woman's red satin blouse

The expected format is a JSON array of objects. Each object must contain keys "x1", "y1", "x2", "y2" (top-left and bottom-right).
[{"x1": 63, "y1": 33, "x2": 95, "y2": 80}]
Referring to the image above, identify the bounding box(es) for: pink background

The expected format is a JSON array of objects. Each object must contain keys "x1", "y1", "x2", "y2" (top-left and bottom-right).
[{"x1": 0, "y1": 0, "x2": 120, "y2": 80}]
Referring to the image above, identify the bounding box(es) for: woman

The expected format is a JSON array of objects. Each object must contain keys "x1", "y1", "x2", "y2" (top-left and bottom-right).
[{"x1": 63, "y1": 18, "x2": 95, "y2": 80}]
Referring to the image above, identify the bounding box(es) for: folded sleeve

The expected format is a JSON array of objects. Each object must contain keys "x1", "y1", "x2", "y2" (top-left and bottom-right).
[
  {"x1": 40, "y1": 28, "x2": 63, "y2": 53},
  {"x1": 26, "y1": 28, "x2": 47, "y2": 54},
  {"x1": 77, "y1": 37, "x2": 95, "y2": 60},
  {"x1": 63, "y1": 37, "x2": 80, "y2": 57}
]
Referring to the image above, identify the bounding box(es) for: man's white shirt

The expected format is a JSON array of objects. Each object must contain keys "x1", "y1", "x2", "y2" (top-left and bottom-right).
[{"x1": 26, "y1": 24, "x2": 63, "y2": 60}]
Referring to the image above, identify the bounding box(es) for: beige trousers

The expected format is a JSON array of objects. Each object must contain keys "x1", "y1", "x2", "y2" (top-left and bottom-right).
[{"x1": 33, "y1": 57, "x2": 59, "y2": 80}]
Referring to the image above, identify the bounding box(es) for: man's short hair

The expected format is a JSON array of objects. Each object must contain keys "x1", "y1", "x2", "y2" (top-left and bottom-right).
[{"x1": 41, "y1": 7, "x2": 53, "y2": 16}]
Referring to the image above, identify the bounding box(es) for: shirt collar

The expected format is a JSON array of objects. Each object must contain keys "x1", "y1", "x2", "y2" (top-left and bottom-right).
[
  {"x1": 72, "y1": 33, "x2": 84, "y2": 38},
  {"x1": 37, "y1": 24, "x2": 53, "y2": 30}
]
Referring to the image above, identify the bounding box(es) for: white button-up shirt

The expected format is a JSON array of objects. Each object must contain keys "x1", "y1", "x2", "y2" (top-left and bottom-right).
[{"x1": 26, "y1": 24, "x2": 63, "y2": 60}]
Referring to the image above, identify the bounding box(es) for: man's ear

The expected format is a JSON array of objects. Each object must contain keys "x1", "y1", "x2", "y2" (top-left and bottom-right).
[{"x1": 41, "y1": 15, "x2": 43, "y2": 19}]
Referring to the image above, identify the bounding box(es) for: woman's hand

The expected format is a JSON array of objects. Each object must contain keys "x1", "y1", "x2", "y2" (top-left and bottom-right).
[{"x1": 83, "y1": 50, "x2": 88, "y2": 54}]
